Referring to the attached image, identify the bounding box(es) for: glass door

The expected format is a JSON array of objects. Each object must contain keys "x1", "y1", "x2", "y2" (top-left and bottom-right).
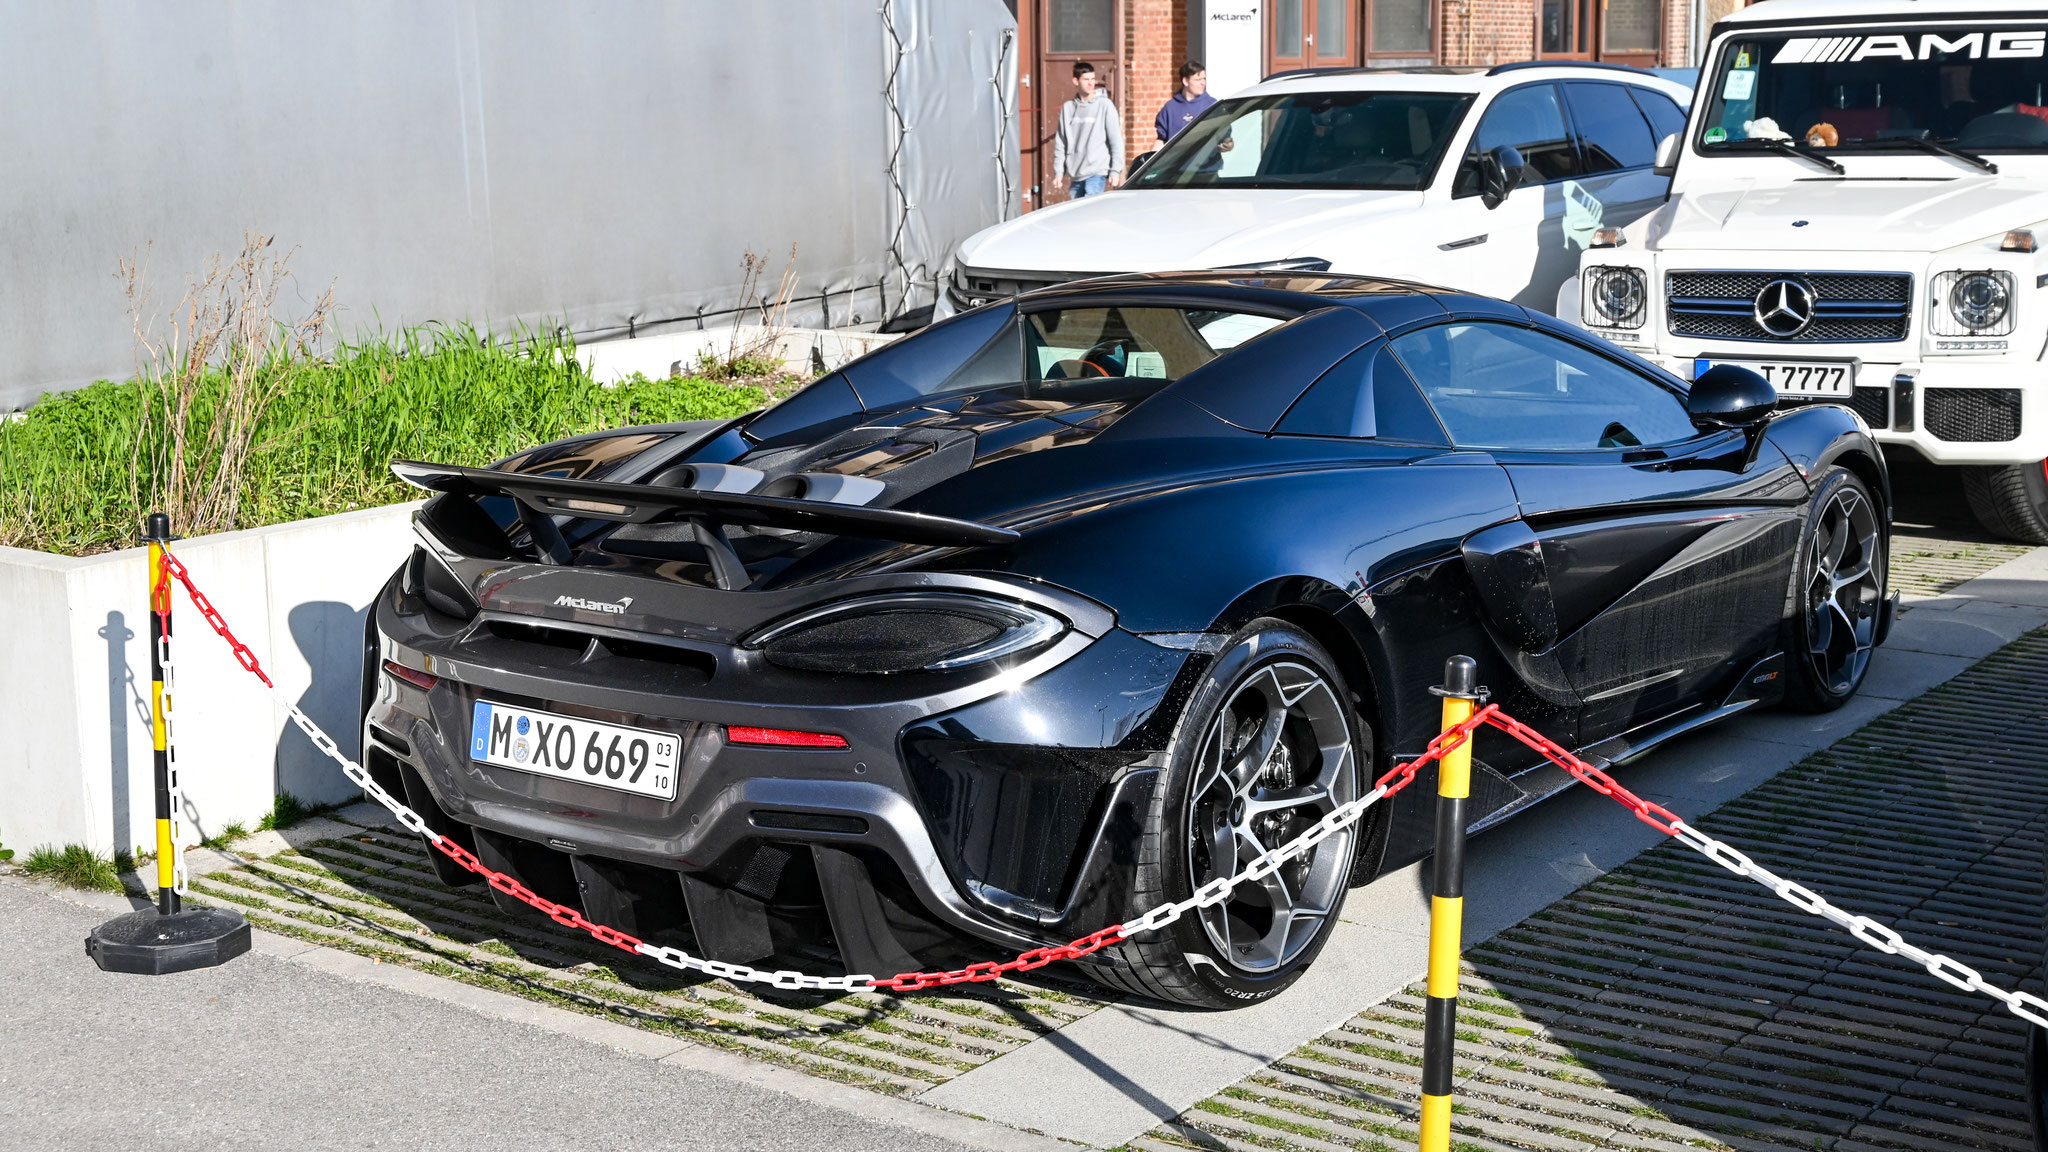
[
  {"x1": 1537, "y1": 0, "x2": 1593, "y2": 59},
  {"x1": 1269, "y1": 0, "x2": 1357, "y2": 74}
]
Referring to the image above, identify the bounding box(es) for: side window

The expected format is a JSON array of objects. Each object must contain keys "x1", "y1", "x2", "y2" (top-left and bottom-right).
[
  {"x1": 1455, "y1": 83, "x2": 1580, "y2": 197},
  {"x1": 1565, "y1": 82, "x2": 1657, "y2": 174},
  {"x1": 1388, "y1": 322, "x2": 1697, "y2": 451},
  {"x1": 1275, "y1": 342, "x2": 1449, "y2": 444},
  {"x1": 1630, "y1": 87, "x2": 1688, "y2": 145}
]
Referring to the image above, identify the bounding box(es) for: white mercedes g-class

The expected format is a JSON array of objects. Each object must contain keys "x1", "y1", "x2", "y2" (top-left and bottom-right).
[{"x1": 1575, "y1": 0, "x2": 2048, "y2": 542}]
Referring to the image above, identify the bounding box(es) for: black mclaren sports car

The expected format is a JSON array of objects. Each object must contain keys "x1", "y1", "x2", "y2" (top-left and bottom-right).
[{"x1": 363, "y1": 271, "x2": 1894, "y2": 1008}]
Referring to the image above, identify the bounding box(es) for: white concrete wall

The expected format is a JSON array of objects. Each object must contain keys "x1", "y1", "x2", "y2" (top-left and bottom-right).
[
  {"x1": 0, "y1": 502, "x2": 420, "y2": 857},
  {"x1": 578, "y1": 325, "x2": 902, "y2": 386}
]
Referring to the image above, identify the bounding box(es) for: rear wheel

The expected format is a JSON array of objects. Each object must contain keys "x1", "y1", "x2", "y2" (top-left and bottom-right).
[
  {"x1": 1088, "y1": 619, "x2": 1365, "y2": 1008},
  {"x1": 1784, "y1": 467, "x2": 1885, "y2": 712},
  {"x1": 1963, "y1": 462, "x2": 2048, "y2": 545}
]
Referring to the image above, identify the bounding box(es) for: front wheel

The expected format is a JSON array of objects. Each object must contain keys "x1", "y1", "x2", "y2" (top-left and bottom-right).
[
  {"x1": 1963, "y1": 462, "x2": 2048, "y2": 545},
  {"x1": 1784, "y1": 467, "x2": 1885, "y2": 712},
  {"x1": 1088, "y1": 619, "x2": 1366, "y2": 1009}
]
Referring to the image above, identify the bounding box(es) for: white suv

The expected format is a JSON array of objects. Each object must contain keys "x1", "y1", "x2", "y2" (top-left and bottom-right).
[
  {"x1": 938, "y1": 64, "x2": 1692, "y2": 318},
  {"x1": 1575, "y1": 0, "x2": 2048, "y2": 542}
]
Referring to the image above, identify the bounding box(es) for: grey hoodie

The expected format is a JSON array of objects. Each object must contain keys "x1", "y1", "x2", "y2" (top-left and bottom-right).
[{"x1": 1052, "y1": 92, "x2": 1124, "y2": 181}]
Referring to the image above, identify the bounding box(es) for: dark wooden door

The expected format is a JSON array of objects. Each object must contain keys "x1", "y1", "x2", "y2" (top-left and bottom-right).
[{"x1": 1268, "y1": 0, "x2": 1359, "y2": 74}]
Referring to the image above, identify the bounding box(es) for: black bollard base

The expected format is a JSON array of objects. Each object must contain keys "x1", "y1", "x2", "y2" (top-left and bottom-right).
[{"x1": 86, "y1": 906, "x2": 251, "y2": 975}]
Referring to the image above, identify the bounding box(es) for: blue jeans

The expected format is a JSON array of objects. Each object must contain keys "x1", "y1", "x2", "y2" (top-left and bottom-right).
[{"x1": 1069, "y1": 174, "x2": 1108, "y2": 198}]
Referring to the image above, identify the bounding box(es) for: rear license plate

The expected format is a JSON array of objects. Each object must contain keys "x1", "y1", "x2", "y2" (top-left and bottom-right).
[
  {"x1": 1695, "y1": 358, "x2": 1856, "y2": 398},
  {"x1": 470, "y1": 701, "x2": 681, "y2": 801}
]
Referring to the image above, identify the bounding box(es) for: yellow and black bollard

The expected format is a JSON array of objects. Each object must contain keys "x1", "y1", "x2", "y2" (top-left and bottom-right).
[
  {"x1": 1419, "y1": 654, "x2": 1484, "y2": 1152},
  {"x1": 86, "y1": 512, "x2": 252, "y2": 975},
  {"x1": 147, "y1": 513, "x2": 181, "y2": 917}
]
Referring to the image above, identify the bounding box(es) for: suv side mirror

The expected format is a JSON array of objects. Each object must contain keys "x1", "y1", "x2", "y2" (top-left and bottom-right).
[
  {"x1": 1480, "y1": 145, "x2": 1526, "y2": 209},
  {"x1": 1128, "y1": 149, "x2": 1157, "y2": 177},
  {"x1": 1653, "y1": 132, "x2": 1681, "y2": 178},
  {"x1": 1687, "y1": 364, "x2": 1777, "y2": 430}
]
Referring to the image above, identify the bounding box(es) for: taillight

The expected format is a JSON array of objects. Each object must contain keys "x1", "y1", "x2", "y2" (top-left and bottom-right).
[
  {"x1": 382, "y1": 660, "x2": 439, "y2": 691},
  {"x1": 726, "y1": 725, "x2": 848, "y2": 750}
]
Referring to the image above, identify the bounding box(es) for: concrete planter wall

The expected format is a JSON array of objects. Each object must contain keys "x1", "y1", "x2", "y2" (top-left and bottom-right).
[
  {"x1": 1, "y1": 502, "x2": 420, "y2": 857},
  {"x1": 578, "y1": 324, "x2": 900, "y2": 384}
]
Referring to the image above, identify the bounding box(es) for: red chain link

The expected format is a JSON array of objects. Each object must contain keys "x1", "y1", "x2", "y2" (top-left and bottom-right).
[
  {"x1": 159, "y1": 551, "x2": 276, "y2": 688},
  {"x1": 1480, "y1": 709, "x2": 1685, "y2": 835}
]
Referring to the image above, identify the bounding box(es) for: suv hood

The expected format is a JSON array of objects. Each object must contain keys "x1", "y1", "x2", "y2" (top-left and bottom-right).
[
  {"x1": 958, "y1": 187, "x2": 1422, "y2": 274},
  {"x1": 1655, "y1": 175, "x2": 2048, "y2": 253}
]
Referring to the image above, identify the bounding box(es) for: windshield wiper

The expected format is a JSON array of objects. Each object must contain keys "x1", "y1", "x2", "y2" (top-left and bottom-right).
[
  {"x1": 1718, "y1": 136, "x2": 1845, "y2": 175},
  {"x1": 1891, "y1": 135, "x2": 1998, "y2": 173}
]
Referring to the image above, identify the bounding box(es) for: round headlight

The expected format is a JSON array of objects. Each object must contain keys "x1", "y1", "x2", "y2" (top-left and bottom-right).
[
  {"x1": 1948, "y1": 271, "x2": 2010, "y2": 331},
  {"x1": 1588, "y1": 268, "x2": 1647, "y2": 327},
  {"x1": 747, "y1": 594, "x2": 1066, "y2": 674}
]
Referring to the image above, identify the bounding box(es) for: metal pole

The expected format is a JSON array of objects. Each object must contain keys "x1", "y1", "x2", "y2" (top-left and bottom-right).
[
  {"x1": 145, "y1": 511, "x2": 181, "y2": 916},
  {"x1": 1419, "y1": 655, "x2": 1483, "y2": 1152}
]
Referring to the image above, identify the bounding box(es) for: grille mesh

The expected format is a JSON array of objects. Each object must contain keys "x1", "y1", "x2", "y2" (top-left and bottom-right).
[
  {"x1": 1667, "y1": 271, "x2": 1912, "y2": 343},
  {"x1": 1926, "y1": 388, "x2": 2022, "y2": 443}
]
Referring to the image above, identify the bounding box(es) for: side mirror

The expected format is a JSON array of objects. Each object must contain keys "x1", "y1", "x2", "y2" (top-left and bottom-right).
[
  {"x1": 1653, "y1": 132, "x2": 1681, "y2": 178},
  {"x1": 1480, "y1": 145, "x2": 1526, "y2": 209},
  {"x1": 1687, "y1": 364, "x2": 1777, "y2": 430},
  {"x1": 1128, "y1": 149, "x2": 1157, "y2": 177}
]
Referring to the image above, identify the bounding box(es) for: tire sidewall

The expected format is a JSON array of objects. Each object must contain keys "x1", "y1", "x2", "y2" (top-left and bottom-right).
[
  {"x1": 1790, "y1": 466, "x2": 1883, "y2": 710},
  {"x1": 1144, "y1": 619, "x2": 1364, "y2": 1006}
]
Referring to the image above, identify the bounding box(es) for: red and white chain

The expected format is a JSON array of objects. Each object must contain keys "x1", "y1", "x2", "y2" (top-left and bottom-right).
[
  {"x1": 1483, "y1": 709, "x2": 2048, "y2": 1032},
  {"x1": 156, "y1": 547, "x2": 1477, "y2": 993}
]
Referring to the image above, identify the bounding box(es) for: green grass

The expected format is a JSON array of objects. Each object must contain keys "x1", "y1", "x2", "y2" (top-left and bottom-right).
[
  {"x1": 258, "y1": 791, "x2": 336, "y2": 832},
  {"x1": 20, "y1": 844, "x2": 124, "y2": 893},
  {"x1": 0, "y1": 323, "x2": 772, "y2": 556}
]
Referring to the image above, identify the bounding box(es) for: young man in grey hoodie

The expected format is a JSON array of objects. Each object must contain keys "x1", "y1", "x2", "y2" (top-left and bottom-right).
[{"x1": 1051, "y1": 61, "x2": 1124, "y2": 200}]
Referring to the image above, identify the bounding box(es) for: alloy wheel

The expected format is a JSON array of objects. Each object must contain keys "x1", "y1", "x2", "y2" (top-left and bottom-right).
[
  {"x1": 1184, "y1": 660, "x2": 1357, "y2": 973},
  {"x1": 1805, "y1": 484, "x2": 1883, "y2": 696}
]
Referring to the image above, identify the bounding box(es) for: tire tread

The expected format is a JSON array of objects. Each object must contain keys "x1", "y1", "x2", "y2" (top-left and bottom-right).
[{"x1": 1964, "y1": 464, "x2": 2048, "y2": 546}]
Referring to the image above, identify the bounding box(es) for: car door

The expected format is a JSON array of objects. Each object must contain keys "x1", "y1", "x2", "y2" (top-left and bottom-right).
[
  {"x1": 1561, "y1": 81, "x2": 1669, "y2": 250},
  {"x1": 1388, "y1": 317, "x2": 1808, "y2": 743},
  {"x1": 1431, "y1": 83, "x2": 1584, "y2": 310}
]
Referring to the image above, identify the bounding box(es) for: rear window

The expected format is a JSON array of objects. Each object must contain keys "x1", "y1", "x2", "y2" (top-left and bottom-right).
[{"x1": 937, "y1": 306, "x2": 1290, "y2": 398}]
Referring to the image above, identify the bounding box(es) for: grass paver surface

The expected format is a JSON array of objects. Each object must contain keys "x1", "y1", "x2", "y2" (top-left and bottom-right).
[
  {"x1": 1142, "y1": 628, "x2": 2048, "y2": 1152},
  {"x1": 128, "y1": 526, "x2": 2032, "y2": 1125}
]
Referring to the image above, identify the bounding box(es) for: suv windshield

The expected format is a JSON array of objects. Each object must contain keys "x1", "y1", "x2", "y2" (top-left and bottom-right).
[
  {"x1": 1701, "y1": 25, "x2": 2048, "y2": 152},
  {"x1": 1131, "y1": 90, "x2": 1473, "y2": 190}
]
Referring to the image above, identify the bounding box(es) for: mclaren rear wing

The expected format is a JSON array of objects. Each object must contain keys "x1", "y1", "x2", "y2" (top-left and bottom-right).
[{"x1": 392, "y1": 459, "x2": 1017, "y2": 585}]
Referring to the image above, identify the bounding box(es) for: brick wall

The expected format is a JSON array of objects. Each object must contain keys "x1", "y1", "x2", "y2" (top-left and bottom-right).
[
  {"x1": 1661, "y1": 0, "x2": 1690, "y2": 67},
  {"x1": 1123, "y1": 0, "x2": 1187, "y2": 152},
  {"x1": 1440, "y1": 0, "x2": 1535, "y2": 66}
]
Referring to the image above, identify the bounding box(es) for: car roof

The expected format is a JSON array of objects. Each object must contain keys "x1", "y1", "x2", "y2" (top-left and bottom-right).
[
  {"x1": 1238, "y1": 61, "x2": 1688, "y2": 100},
  {"x1": 1720, "y1": 0, "x2": 2046, "y2": 28},
  {"x1": 1009, "y1": 269, "x2": 1521, "y2": 330}
]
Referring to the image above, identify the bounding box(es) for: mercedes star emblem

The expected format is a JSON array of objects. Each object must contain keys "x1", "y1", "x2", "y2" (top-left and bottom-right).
[{"x1": 1753, "y1": 278, "x2": 1817, "y2": 338}]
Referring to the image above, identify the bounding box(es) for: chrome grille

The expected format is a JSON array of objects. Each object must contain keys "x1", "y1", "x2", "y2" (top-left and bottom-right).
[{"x1": 1667, "y1": 271, "x2": 1912, "y2": 343}]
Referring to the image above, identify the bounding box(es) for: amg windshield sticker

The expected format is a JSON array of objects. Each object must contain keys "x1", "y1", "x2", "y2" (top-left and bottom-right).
[{"x1": 1771, "y1": 30, "x2": 2047, "y2": 63}]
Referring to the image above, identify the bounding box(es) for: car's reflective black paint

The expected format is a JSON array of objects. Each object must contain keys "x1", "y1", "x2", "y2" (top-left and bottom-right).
[{"x1": 365, "y1": 271, "x2": 1893, "y2": 985}]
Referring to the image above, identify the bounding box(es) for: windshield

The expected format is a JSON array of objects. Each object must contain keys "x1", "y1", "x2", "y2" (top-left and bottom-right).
[
  {"x1": 1131, "y1": 90, "x2": 1473, "y2": 190},
  {"x1": 1701, "y1": 25, "x2": 2048, "y2": 152}
]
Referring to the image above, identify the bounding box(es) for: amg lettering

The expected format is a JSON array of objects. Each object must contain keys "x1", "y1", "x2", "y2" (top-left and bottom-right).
[
  {"x1": 491, "y1": 712, "x2": 513, "y2": 757},
  {"x1": 1920, "y1": 31, "x2": 1983, "y2": 59},
  {"x1": 1774, "y1": 29, "x2": 2048, "y2": 64}
]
